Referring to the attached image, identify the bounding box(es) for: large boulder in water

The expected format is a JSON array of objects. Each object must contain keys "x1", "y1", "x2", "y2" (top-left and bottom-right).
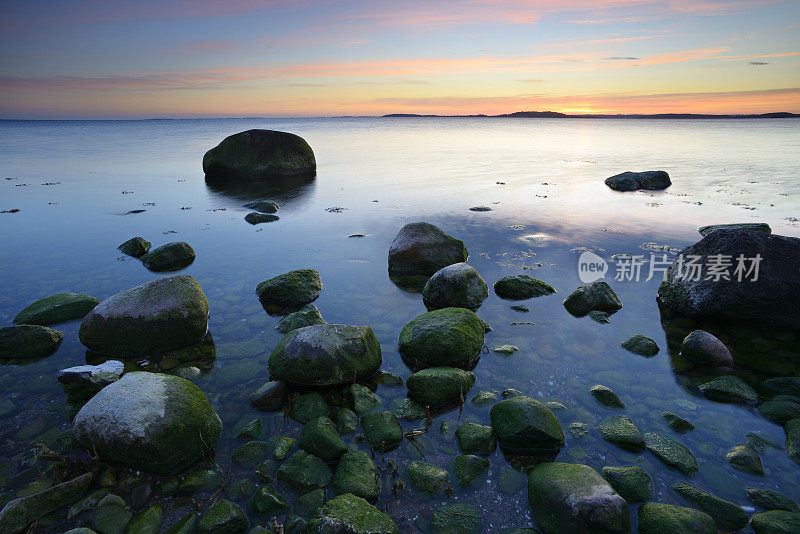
[
  {"x1": 490, "y1": 396, "x2": 564, "y2": 455},
  {"x1": 268, "y1": 324, "x2": 382, "y2": 387},
  {"x1": 79, "y1": 275, "x2": 209, "y2": 357},
  {"x1": 256, "y1": 269, "x2": 322, "y2": 315},
  {"x1": 13, "y1": 292, "x2": 99, "y2": 326},
  {"x1": 528, "y1": 462, "x2": 630, "y2": 534},
  {"x1": 658, "y1": 229, "x2": 800, "y2": 329},
  {"x1": 605, "y1": 170, "x2": 670, "y2": 192},
  {"x1": 422, "y1": 263, "x2": 488, "y2": 310},
  {"x1": 203, "y1": 129, "x2": 316, "y2": 179},
  {"x1": 72, "y1": 372, "x2": 221, "y2": 476},
  {"x1": 398, "y1": 307, "x2": 485, "y2": 370},
  {"x1": 388, "y1": 222, "x2": 468, "y2": 276}
]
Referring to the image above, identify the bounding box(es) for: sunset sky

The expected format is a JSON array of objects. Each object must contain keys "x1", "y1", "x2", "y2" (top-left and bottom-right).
[{"x1": 2, "y1": 0, "x2": 799, "y2": 118}]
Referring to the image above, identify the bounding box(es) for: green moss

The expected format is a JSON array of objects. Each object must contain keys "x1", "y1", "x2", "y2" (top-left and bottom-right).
[
  {"x1": 252, "y1": 484, "x2": 288, "y2": 516},
  {"x1": 493, "y1": 275, "x2": 555, "y2": 300},
  {"x1": 0, "y1": 325, "x2": 63, "y2": 359},
  {"x1": 277, "y1": 451, "x2": 332, "y2": 492},
  {"x1": 406, "y1": 367, "x2": 476, "y2": 407},
  {"x1": 751, "y1": 510, "x2": 800, "y2": 534},
  {"x1": 455, "y1": 423, "x2": 496, "y2": 454},
  {"x1": 453, "y1": 455, "x2": 489, "y2": 487},
  {"x1": 726, "y1": 444, "x2": 765, "y2": 475},
  {"x1": 117, "y1": 236, "x2": 151, "y2": 258},
  {"x1": 256, "y1": 269, "x2": 322, "y2": 313},
  {"x1": 290, "y1": 392, "x2": 329, "y2": 423},
  {"x1": 276, "y1": 304, "x2": 325, "y2": 333},
  {"x1": 699, "y1": 375, "x2": 758, "y2": 404},
  {"x1": 645, "y1": 432, "x2": 698, "y2": 474},
  {"x1": 127, "y1": 505, "x2": 162, "y2": 534},
  {"x1": 361, "y1": 411, "x2": 403, "y2": 451},
  {"x1": 299, "y1": 416, "x2": 347, "y2": 462},
  {"x1": 0, "y1": 473, "x2": 92, "y2": 534},
  {"x1": 602, "y1": 466, "x2": 653, "y2": 503},
  {"x1": 398, "y1": 307, "x2": 485, "y2": 370},
  {"x1": 197, "y1": 499, "x2": 248, "y2": 534},
  {"x1": 140, "y1": 242, "x2": 195, "y2": 272},
  {"x1": 638, "y1": 503, "x2": 715, "y2": 534},
  {"x1": 563, "y1": 281, "x2": 622, "y2": 317},
  {"x1": 621, "y1": 334, "x2": 659, "y2": 356},
  {"x1": 333, "y1": 450, "x2": 380, "y2": 501},
  {"x1": 307, "y1": 493, "x2": 398, "y2": 534},
  {"x1": 13, "y1": 293, "x2": 99, "y2": 326},
  {"x1": 296, "y1": 489, "x2": 326, "y2": 518},
  {"x1": 408, "y1": 462, "x2": 449, "y2": 495},
  {"x1": 430, "y1": 503, "x2": 482, "y2": 534},
  {"x1": 590, "y1": 385, "x2": 625, "y2": 409},
  {"x1": 598, "y1": 416, "x2": 645, "y2": 451},
  {"x1": 673, "y1": 481, "x2": 748, "y2": 531},
  {"x1": 661, "y1": 412, "x2": 695, "y2": 432},
  {"x1": 489, "y1": 396, "x2": 564, "y2": 454}
]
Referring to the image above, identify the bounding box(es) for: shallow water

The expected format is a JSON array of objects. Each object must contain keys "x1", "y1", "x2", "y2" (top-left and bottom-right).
[{"x1": 1, "y1": 117, "x2": 799, "y2": 532}]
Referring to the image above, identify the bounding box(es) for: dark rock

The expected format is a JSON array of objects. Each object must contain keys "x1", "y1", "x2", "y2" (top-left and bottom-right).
[
  {"x1": 422, "y1": 263, "x2": 488, "y2": 310},
  {"x1": 563, "y1": 281, "x2": 622, "y2": 317},
  {"x1": 197, "y1": 499, "x2": 248, "y2": 534},
  {"x1": 638, "y1": 503, "x2": 715, "y2": 534},
  {"x1": 276, "y1": 304, "x2": 325, "y2": 334},
  {"x1": 277, "y1": 451, "x2": 331, "y2": 492},
  {"x1": 454, "y1": 455, "x2": 489, "y2": 487},
  {"x1": 299, "y1": 416, "x2": 346, "y2": 462},
  {"x1": 490, "y1": 396, "x2": 564, "y2": 454},
  {"x1": 406, "y1": 367, "x2": 475, "y2": 407},
  {"x1": 244, "y1": 212, "x2": 279, "y2": 224},
  {"x1": 746, "y1": 488, "x2": 800, "y2": 512},
  {"x1": 117, "y1": 237, "x2": 151, "y2": 258},
  {"x1": 307, "y1": 493, "x2": 398, "y2": 534},
  {"x1": 660, "y1": 411, "x2": 695, "y2": 432},
  {"x1": 332, "y1": 450, "x2": 380, "y2": 501},
  {"x1": 699, "y1": 222, "x2": 771, "y2": 237},
  {"x1": 750, "y1": 510, "x2": 800, "y2": 534},
  {"x1": 762, "y1": 377, "x2": 800, "y2": 398},
  {"x1": 249, "y1": 380, "x2": 286, "y2": 411},
  {"x1": 408, "y1": 462, "x2": 449, "y2": 495},
  {"x1": 13, "y1": 293, "x2": 99, "y2": 326},
  {"x1": 590, "y1": 385, "x2": 625, "y2": 408},
  {"x1": 601, "y1": 466, "x2": 653, "y2": 503},
  {"x1": 290, "y1": 392, "x2": 329, "y2": 423},
  {"x1": 127, "y1": 504, "x2": 162, "y2": 534},
  {"x1": 726, "y1": 444, "x2": 765, "y2": 475},
  {"x1": 361, "y1": 411, "x2": 403, "y2": 451},
  {"x1": 621, "y1": 334, "x2": 659, "y2": 357},
  {"x1": 244, "y1": 200, "x2": 279, "y2": 213},
  {"x1": 494, "y1": 275, "x2": 555, "y2": 300},
  {"x1": 759, "y1": 398, "x2": 800, "y2": 425},
  {"x1": 92, "y1": 494, "x2": 132, "y2": 534},
  {"x1": 605, "y1": 170, "x2": 671, "y2": 192},
  {"x1": 140, "y1": 242, "x2": 195, "y2": 272},
  {"x1": 430, "y1": 503, "x2": 482, "y2": 534},
  {"x1": 252, "y1": 484, "x2": 287, "y2": 516},
  {"x1": 785, "y1": 418, "x2": 800, "y2": 465},
  {"x1": 398, "y1": 307, "x2": 484, "y2": 370},
  {"x1": 672, "y1": 481, "x2": 748, "y2": 531},
  {"x1": 699, "y1": 375, "x2": 758, "y2": 403},
  {"x1": 455, "y1": 423, "x2": 496, "y2": 455},
  {"x1": 645, "y1": 432, "x2": 698, "y2": 474},
  {"x1": 0, "y1": 325, "x2": 63, "y2": 359},
  {"x1": 256, "y1": 269, "x2": 322, "y2": 314},
  {"x1": 203, "y1": 129, "x2": 316, "y2": 179},
  {"x1": 0, "y1": 473, "x2": 92, "y2": 534},
  {"x1": 387, "y1": 222, "x2": 468, "y2": 276},
  {"x1": 599, "y1": 416, "x2": 645, "y2": 451},
  {"x1": 681, "y1": 330, "x2": 733, "y2": 365}
]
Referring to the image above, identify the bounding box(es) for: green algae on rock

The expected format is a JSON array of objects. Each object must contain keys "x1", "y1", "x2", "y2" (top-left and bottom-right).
[
  {"x1": 307, "y1": 493, "x2": 398, "y2": 534},
  {"x1": 197, "y1": 499, "x2": 248, "y2": 534},
  {"x1": 672, "y1": 481, "x2": 748, "y2": 531},
  {"x1": 290, "y1": 392, "x2": 329, "y2": 423},
  {"x1": 299, "y1": 416, "x2": 347, "y2": 462},
  {"x1": 117, "y1": 236, "x2": 151, "y2": 258},
  {"x1": 0, "y1": 473, "x2": 92, "y2": 534},
  {"x1": 296, "y1": 489, "x2": 326, "y2": 518},
  {"x1": 430, "y1": 503, "x2": 483, "y2": 534},
  {"x1": 638, "y1": 503, "x2": 715, "y2": 534},
  {"x1": 398, "y1": 307, "x2": 485, "y2": 370},
  {"x1": 203, "y1": 129, "x2": 316, "y2": 179},
  {"x1": 13, "y1": 292, "x2": 99, "y2": 326},
  {"x1": 490, "y1": 396, "x2": 564, "y2": 454},
  {"x1": 661, "y1": 411, "x2": 695, "y2": 433},
  {"x1": 644, "y1": 432, "x2": 698, "y2": 474},
  {"x1": 621, "y1": 334, "x2": 659, "y2": 357},
  {"x1": 454, "y1": 454, "x2": 490, "y2": 487},
  {"x1": 252, "y1": 484, "x2": 287, "y2": 516},
  {"x1": 127, "y1": 504, "x2": 162, "y2": 534},
  {"x1": 422, "y1": 262, "x2": 488, "y2": 310},
  {"x1": 494, "y1": 275, "x2": 555, "y2": 300},
  {"x1": 140, "y1": 242, "x2": 196, "y2": 272},
  {"x1": 455, "y1": 423, "x2": 496, "y2": 455},
  {"x1": 408, "y1": 462, "x2": 449, "y2": 495},
  {"x1": 599, "y1": 415, "x2": 645, "y2": 451},
  {"x1": 563, "y1": 280, "x2": 622, "y2": 317},
  {"x1": 333, "y1": 450, "x2": 380, "y2": 502},
  {"x1": 699, "y1": 375, "x2": 758, "y2": 404},
  {"x1": 750, "y1": 510, "x2": 800, "y2": 534},
  {"x1": 406, "y1": 366, "x2": 476, "y2": 407},
  {"x1": 276, "y1": 304, "x2": 325, "y2": 334},
  {"x1": 361, "y1": 410, "x2": 403, "y2": 451},
  {"x1": 747, "y1": 488, "x2": 800, "y2": 513},
  {"x1": 277, "y1": 451, "x2": 332, "y2": 492},
  {"x1": 726, "y1": 444, "x2": 765, "y2": 475},
  {"x1": 256, "y1": 269, "x2": 322, "y2": 314},
  {"x1": 388, "y1": 222, "x2": 468, "y2": 276},
  {"x1": 0, "y1": 324, "x2": 63, "y2": 359},
  {"x1": 244, "y1": 211, "x2": 279, "y2": 225},
  {"x1": 590, "y1": 384, "x2": 626, "y2": 409},
  {"x1": 601, "y1": 466, "x2": 653, "y2": 503}
]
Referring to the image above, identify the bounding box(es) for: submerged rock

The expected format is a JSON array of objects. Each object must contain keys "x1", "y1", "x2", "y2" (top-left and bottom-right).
[
  {"x1": 307, "y1": 493, "x2": 398, "y2": 534},
  {"x1": 422, "y1": 263, "x2": 488, "y2": 310},
  {"x1": 430, "y1": 503, "x2": 482, "y2": 534},
  {"x1": 661, "y1": 411, "x2": 695, "y2": 433},
  {"x1": 361, "y1": 411, "x2": 403, "y2": 451},
  {"x1": 490, "y1": 396, "x2": 564, "y2": 454},
  {"x1": 290, "y1": 392, "x2": 329, "y2": 423},
  {"x1": 275, "y1": 304, "x2": 325, "y2": 334},
  {"x1": 277, "y1": 451, "x2": 332, "y2": 491},
  {"x1": 599, "y1": 416, "x2": 645, "y2": 451},
  {"x1": 528, "y1": 462, "x2": 630, "y2": 534},
  {"x1": 408, "y1": 462, "x2": 449, "y2": 495},
  {"x1": 56, "y1": 360, "x2": 124, "y2": 398},
  {"x1": 726, "y1": 444, "x2": 765, "y2": 475},
  {"x1": 638, "y1": 503, "x2": 715, "y2": 534},
  {"x1": 128, "y1": 504, "x2": 162, "y2": 534},
  {"x1": 751, "y1": 510, "x2": 800, "y2": 534},
  {"x1": 244, "y1": 212, "x2": 279, "y2": 225},
  {"x1": 299, "y1": 416, "x2": 347, "y2": 462},
  {"x1": 621, "y1": 334, "x2": 659, "y2": 357},
  {"x1": 605, "y1": 170, "x2": 671, "y2": 192},
  {"x1": 332, "y1": 450, "x2": 380, "y2": 502},
  {"x1": 117, "y1": 237, "x2": 151, "y2": 258},
  {"x1": 455, "y1": 423, "x2": 496, "y2": 455},
  {"x1": 268, "y1": 324, "x2": 381, "y2": 387},
  {"x1": 762, "y1": 377, "x2": 800, "y2": 398},
  {"x1": 746, "y1": 488, "x2": 800, "y2": 512},
  {"x1": 563, "y1": 281, "x2": 622, "y2": 317},
  {"x1": 203, "y1": 129, "x2": 316, "y2": 179},
  {"x1": 0, "y1": 473, "x2": 92, "y2": 534},
  {"x1": 494, "y1": 275, "x2": 555, "y2": 300},
  {"x1": 197, "y1": 499, "x2": 248, "y2": 534},
  {"x1": 249, "y1": 380, "x2": 286, "y2": 411},
  {"x1": 79, "y1": 275, "x2": 208, "y2": 357},
  {"x1": 698, "y1": 222, "x2": 771, "y2": 237},
  {"x1": 387, "y1": 222, "x2": 468, "y2": 276},
  {"x1": 645, "y1": 432, "x2": 698, "y2": 474},
  {"x1": 252, "y1": 484, "x2": 287, "y2": 516},
  {"x1": 72, "y1": 372, "x2": 221, "y2": 476},
  {"x1": 699, "y1": 375, "x2": 758, "y2": 404},
  {"x1": 758, "y1": 398, "x2": 800, "y2": 425},
  {"x1": 672, "y1": 481, "x2": 748, "y2": 531},
  {"x1": 256, "y1": 269, "x2": 322, "y2": 314},
  {"x1": 590, "y1": 385, "x2": 625, "y2": 409},
  {"x1": 398, "y1": 307, "x2": 485, "y2": 370},
  {"x1": 601, "y1": 466, "x2": 653, "y2": 503},
  {"x1": 454, "y1": 454, "x2": 490, "y2": 487},
  {"x1": 140, "y1": 242, "x2": 195, "y2": 272},
  {"x1": 785, "y1": 419, "x2": 800, "y2": 465},
  {"x1": 92, "y1": 494, "x2": 132, "y2": 534},
  {"x1": 681, "y1": 330, "x2": 733, "y2": 365},
  {"x1": 406, "y1": 367, "x2": 476, "y2": 407},
  {"x1": 493, "y1": 345, "x2": 519, "y2": 356},
  {"x1": 13, "y1": 293, "x2": 99, "y2": 326},
  {"x1": 244, "y1": 200, "x2": 279, "y2": 213},
  {"x1": 0, "y1": 325, "x2": 63, "y2": 359},
  {"x1": 658, "y1": 229, "x2": 800, "y2": 329}
]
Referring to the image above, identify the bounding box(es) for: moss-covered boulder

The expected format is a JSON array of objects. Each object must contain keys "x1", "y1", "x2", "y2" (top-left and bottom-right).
[
  {"x1": 454, "y1": 455, "x2": 489, "y2": 487},
  {"x1": 528, "y1": 463, "x2": 630, "y2": 534},
  {"x1": 726, "y1": 444, "x2": 765, "y2": 475},
  {"x1": 563, "y1": 281, "x2": 622, "y2": 317},
  {"x1": 490, "y1": 396, "x2": 564, "y2": 454},
  {"x1": 299, "y1": 416, "x2": 347, "y2": 462},
  {"x1": 621, "y1": 334, "x2": 659, "y2": 357},
  {"x1": 759, "y1": 399, "x2": 800, "y2": 425},
  {"x1": 494, "y1": 275, "x2": 555, "y2": 300},
  {"x1": 406, "y1": 367, "x2": 475, "y2": 407},
  {"x1": 13, "y1": 292, "x2": 99, "y2": 326},
  {"x1": 747, "y1": 488, "x2": 800, "y2": 512},
  {"x1": 638, "y1": 503, "x2": 715, "y2": 534},
  {"x1": 117, "y1": 236, "x2": 151, "y2": 258},
  {"x1": 0, "y1": 325, "x2": 63, "y2": 359},
  {"x1": 296, "y1": 489, "x2": 326, "y2": 518},
  {"x1": 244, "y1": 212, "x2": 279, "y2": 225},
  {"x1": 787, "y1": 418, "x2": 800, "y2": 465},
  {"x1": 307, "y1": 493, "x2": 398, "y2": 534},
  {"x1": 256, "y1": 269, "x2": 322, "y2": 314},
  {"x1": 333, "y1": 451, "x2": 380, "y2": 502},
  {"x1": 699, "y1": 375, "x2": 758, "y2": 404},
  {"x1": 290, "y1": 392, "x2": 329, "y2": 423},
  {"x1": 430, "y1": 503, "x2": 482, "y2": 534},
  {"x1": 252, "y1": 484, "x2": 288, "y2": 516},
  {"x1": 203, "y1": 129, "x2": 316, "y2": 179},
  {"x1": 128, "y1": 504, "x2": 162, "y2": 534},
  {"x1": 277, "y1": 451, "x2": 331, "y2": 492},
  {"x1": 349, "y1": 383, "x2": 381, "y2": 414},
  {"x1": 78, "y1": 275, "x2": 208, "y2": 357},
  {"x1": 599, "y1": 416, "x2": 645, "y2": 451},
  {"x1": 276, "y1": 304, "x2": 325, "y2": 334},
  {"x1": 763, "y1": 377, "x2": 800, "y2": 397},
  {"x1": 661, "y1": 412, "x2": 695, "y2": 433},
  {"x1": 644, "y1": 432, "x2": 698, "y2": 474},
  {"x1": 408, "y1": 462, "x2": 449, "y2": 495},
  {"x1": 751, "y1": 510, "x2": 800, "y2": 533},
  {"x1": 361, "y1": 411, "x2": 403, "y2": 451},
  {"x1": 601, "y1": 466, "x2": 653, "y2": 503},
  {"x1": 0, "y1": 473, "x2": 92, "y2": 534},
  {"x1": 72, "y1": 372, "x2": 221, "y2": 476},
  {"x1": 388, "y1": 222, "x2": 468, "y2": 276},
  {"x1": 269, "y1": 324, "x2": 381, "y2": 387},
  {"x1": 92, "y1": 493, "x2": 132, "y2": 533},
  {"x1": 140, "y1": 242, "x2": 195, "y2": 272},
  {"x1": 455, "y1": 423, "x2": 496, "y2": 455},
  {"x1": 398, "y1": 307, "x2": 485, "y2": 370},
  {"x1": 591, "y1": 384, "x2": 625, "y2": 408},
  {"x1": 672, "y1": 481, "x2": 748, "y2": 531},
  {"x1": 422, "y1": 263, "x2": 488, "y2": 310},
  {"x1": 197, "y1": 499, "x2": 248, "y2": 534},
  {"x1": 56, "y1": 360, "x2": 124, "y2": 398}
]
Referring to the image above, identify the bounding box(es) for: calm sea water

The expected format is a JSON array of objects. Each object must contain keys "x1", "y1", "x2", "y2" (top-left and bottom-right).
[{"x1": 1, "y1": 117, "x2": 799, "y2": 532}]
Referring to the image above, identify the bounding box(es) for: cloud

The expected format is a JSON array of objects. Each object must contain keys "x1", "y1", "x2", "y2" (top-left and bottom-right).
[{"x1": 602, "y1": 56, "x2": 639, "y2": 60}]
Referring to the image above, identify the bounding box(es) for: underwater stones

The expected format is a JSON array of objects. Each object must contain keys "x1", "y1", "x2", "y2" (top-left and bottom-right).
[
  {"x1": 252, "y1": 484, "x2": 288, "y2": 516},
  {"x1": 406, "y1": 367, "x2": 476, "y2": 407},
  {"x1": 361, "y1": 411, "x2": 403, "y2": 451},
  {"x1": 599, "y1": 416, "x2": 645, "y2": 451},
  {"x1": 78, "y1": 275, "x2": 208, "y2": 357},
  {"x1": 591, "y1": 385, "x2": 625, "y2": 409},
  {"x1": 333, "y1": 450, "x2": 380, "y2": 501},
  {"x1": 393, "y1": 398, "x2": 426, "y2": 421},
  {"x1": 528, "y1": 462, "x2": 630, "y2": 534},
  {"x1": 203, "y1": 129, "x2": 316, "y2": 179},
  {"x1": 726, "y1": 444, "x2": 765, "y2": 475},
  {"x1": 746, "y1": 488, "x2": 800, "y2": 513},
  {"x1": 658, "y1": 229, "x2": 800, "y2": 330},
  {"x1": 680, "y1": 330, "x2": 733, "y2": 365},
  {"x1": 349, "y1": 383, "x2": 381, "y2": 414},
  {"x1": 299, "y1": 416, "x2": 347, "y2": 462},
  {"x1": 751, "y1": 510, "x2": 800, "y2": 534},
  {"x1": 698, "y1": 222, "x2": 771, "y2": 237},
  {"x1": 256, "y1": 269, "x2": 322, "y2": 314},
  {"x1": 92, "y1": 494, "x2": 132, "y2": 534},
  {"x1": 493, "y1": 344, "x2": 518, "y2": 356},
  {"x1": 178, "y1": 468, "x2": 222, "y2": 493},
  {"x1": 785, "y1": 419, "x2": 800, "y2": 465},
  {"x1": 398, "y1": 307, "x2": 484, "y2": 370},
  {"x1": 638, "y1": 503, "x2": 715, "y2": 534},
  {"x1": 454, "y1": 454, "x2": 490, "y2": 487},
  {"x1": 605, "y1": 170, "x2": 671, "y2": 192},
  {"x1": 661, "y1": 412, "x2": 695, "y2": 433},
  {"x1": 758, "y1": 398, "x2": 800, "y2": 425},
  {"x1": 57, "y1": 360, "x2": 124, "y2": 397},
  {"x1": 0, "y1": 472, "x2": 92, "y2": 534},
  {"x1": 232, "y1": 441, "x2": 272, "y2": 467},
  {"x1": 72, "y1": 372, "x2": 221, "y2": 476},
  {"x1": 672, "y1": 481, "x2": 748, "y2": 531},
  {"x1": 276, "y1": 304, "x2": 325, "y2": 334},
  {"x1": 762, "y1": 377, "x2": 800, "y2": 398},
  {"x1": 13, "y1": 293, "x2": 99, "y2": 326},
  {"x1": 699, "y1": 375, "x2": 758, "y2": 403},
  {"x1": 244, "y1": 200, "x2": 279, "y2": 213},
  {"x1": 277, "y1": 451, "x2": 332, "y2": 492},
  {"x1": 456, "y1": 423, "x2": 496, "y2": 455},
  {"x1": 290, "y1": 392, "x2": 329, "y2": 423},
  {"x1": 422, "y1": 262, "x2": 488, "y2": 310},
  {"x1": 127, "y1": 505, "x2": 162, "y2": 534},
  {"x1": 601, "y1": 466, "x2": 653, "y2": 503},
  {"x1": 140, "y1": 242, "x2": 195, "y2": 272},
  {"x1": 644, "y1": 432, "x2": 698, "y2": 474},
  {"x1": 296, "y1": 489, "x2": 326, "y2": 518},
  {"x1": 563, "y1": 280, "x2": 622, "y2": 317},
  {"x1": 387, "y1": 222, "x2": 468, "y2": 276},
  {"x1": 430, "y1": 503, "x2": 483, "y2": 534},
  {"x1": 335, "y1": 407, "x2": 359, "y2": 434},
  {"x1": 621, "y1": 334, "x2": 659, "y2": 357},
  {"x1": 408, "y1": 462, "x2": 449, "y2": 495},
  {"x1": 244, "y1": 212, "x2": 279, "y2": 225},
  {"x1": 249, "y1": 380, "x2": 286, "y2": 411},
  {"x1": 0, "y1": 325, "x2": 63, "y2": 359},
  {"x1": 197, "y1": 499, "x2": 248, "y2": 534},
  {"x1": 307, "y1": 493, "x2": 398, "y2": 534},
  {"x1": 268, "y1": 324, "x2": 381, "y2": 387},
  {"x1": 493, "y1": 275, "x2": 555, "y2": 300},
  {"x1": 490, "y1": 396, "x2": 564, "y2": 454},
  {"x1": 472, "y1": 391, "x2": 497, "y2": 406},
  {"x1": 117, "y1": 237, "x2": 151, "y2": 258}
]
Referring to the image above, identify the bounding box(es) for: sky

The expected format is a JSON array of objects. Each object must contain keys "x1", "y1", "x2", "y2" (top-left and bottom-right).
[{"x1": 1, "y1": 0, "x2": 799, "y2": 118}]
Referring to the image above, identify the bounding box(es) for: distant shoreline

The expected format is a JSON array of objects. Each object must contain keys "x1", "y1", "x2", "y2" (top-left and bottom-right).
[{"x1": 383, "y1": 111, "x2": 800, "y2": 119}]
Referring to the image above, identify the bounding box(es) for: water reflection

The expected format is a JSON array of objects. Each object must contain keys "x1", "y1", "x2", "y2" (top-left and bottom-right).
[{"x1": 204, "y1": 172, "x2": 316, "y2": 206}]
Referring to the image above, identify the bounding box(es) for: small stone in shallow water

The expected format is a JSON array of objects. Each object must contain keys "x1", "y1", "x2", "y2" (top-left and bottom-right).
[
  {"x1": 398, "y1": 308, "x2": 485, "y2": 370},
  {"x1": 569, "y1": 422, "x2": 588, "y2": 439},
  {"x1": 672, "y1": 481, "x2": 749, "y2": 531},
  {"x1": 140, "y1": 241, "x2": 195, "y2": 271},
  {"x1": 117, "y1": 237, "x2": 151, "y2": 258},
  {"x1": 758, "y1": 398, "x2": 800, "y2": 425},
  {"x1": 726, "y1": 444, "x2": 765, "y2": 475},
  {"x1": 455, "y1": 423, "x2": 496, "y2": 455},
  {"x1": 13, "y1": 293, "x2": 100, "y2": 326},
  {"x1": 243, "y1": 200, "x2": 279, "y2": 213},
  {"x1": 361, "y1": 411, "x2": 403, "y2": 451},
  {"x1": 348, "y1": 383, "x2": 381, "y2": 414},
  {"x1": 469, "y1": 206, "x2": 492, "y2": 212},
  {"x1": 661, "y1": 411, "x2": 695, "y2": 432},
  {"x1": 430, "y1": 503, "x2": 482, "y2": 534},
  {"x1": 56, "y1": 360, "x2": 124, "y2": 398},
  {"x1": 511, "y1": 305, "x2": 529, "y2": 312},
  {"x1": 490, "y1": 396, "x2": 564, "y2": 454},
  {"x1": 249, "y1": 380, "x2": 286, "y2": 411},
  {"x1": 277, "y1": 451, "x2": 331, "y2": 492},
  {"x1": 421, "y1": 262, "x2": 489, "y2": 311},
  {"x1": 388, "y1": 222, "x2": 468, "y2": 276},
  {"x1": 275, "y1": 304, "x2": 325, "y2": 334},
  {"x1": 563, "y1": 280, "x2": 622, "y2": 317},
  {"x1": 197, "y1": 499, "x2": 248, "y2": 534},
  {"x1": 471, "y1": 391, "x2": 497, "y2": 406},
  {"x1": 392, "y1": 398, "x2": 426, "y2": 421},
  {"x1": 746, "y1": 488, "x2": 800, "y2": 513},
  {"x1": 406, "y1": 367, "x2": 476, "y2": 407},
  {"x1": 408, "y1": 462, "x2": 449, "y2": 495},
  {"x1": 621, "y1": 334, "x2": 659, "y2": 356},
  {"x1": 256, "y1": 269, "x2": 322, "y2": 314},
  {"x1": 590, "y1": 384, "x2": 625, "y2": 409},
  {"x1": 645, "y1": 432, "x2": 698, "y2": 474},
  {"x1": 588, "y1": 310, "x2": 611, "y2": 323},
  {"x1": 494, "y1": 275, "x2": 555, "y2": 300},
  {"x1": 295, "y1": 488, "x2": 325, "y2": 518},
  {"x1": 332, "y1": 450, "x2": 380, "y2": 501},
  {"x1": 236, "y1": 419, "x2": 262, "y2": 440},
  {"x1": 307, "y1": 493, "x2": 398, "y2": 534},
  {"x1": 453, "y1": 455, "x2": 489, "y2": 487},
  {"x1": 0, "y1": 473, "x2": 92, "y2": 534},
  {"x1": 599, "y1": 415, "x2": 645, "y2": 451},
  {"x1": 244, "y1": 211, "x2": 279, "y2": 224},
  {"x1": 493, "y1": 345, "x2": 518, "y2": 356},
  {"x1": 92, "y1": 494, "x2": 133, "y2": 534},
  {"x1": 178, "y1": 469, "x2": 222, "y2": 494},
  {"x1": 602, "y1": 466, "x2": 653, "y2": 503},
  {"x1": 0, "y1": 325, "x2": 63, "y2": 359},
  {"x1": 750, "y1": 510, "x2": 800, "y2": 534},
  {"x1": 638, "y1": 503, "x2": 715, "y2": 534},
  {"x1": 252, "y1": 484, "x2": 288, "y2": 516},
  {"x1": 299, "y1": 416, "x2": 347, "y2": 462},
  {"x1": 699, "y1": 375, "x2": 758, "y2": 404}
]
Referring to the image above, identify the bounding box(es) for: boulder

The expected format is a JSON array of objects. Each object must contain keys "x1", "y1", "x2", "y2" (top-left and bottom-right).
[
  {"x1": 681, "y1": 330, "x2": 733, "y2": 365},
  {"x1": 203, "y1": 129, "x2": 316, "y2": 179},
  {"x1": 277, "y1": 451, "x2": 331, "y2": 492},
  {"x1": 332, "y1": 451, "x2": 380, "y2": 502},
  {"x1": 13, "y1": 293, "x2": 99, "y2": 326},
  {"x1": 455, "y1": 423, "x2": 496, "y2": 455},
  {"x1": 726, "y1": 444, "x2": 765, "y2": 475},
  {"x1": 408, "y1": 462, "x2": 449, "y2": 495},
  {"x1": 699, "y1": 375, "x2": 758, "y2": 404},
  {"x1": 430, "y1": 504, "x2": 482, "y2": 534},
  {"x1": 79, "y1": 275, "x2": 209, "y2": 357},
  {"x1": 493, "y1": 275, "x2": 555, "y2": 300},
  {"x1": 406, "y1": 367, "x2": 475, "y2": 407},
  {"x1": 605, "y1": 170, "x2": 671, "y2": 192},
  {"x1": 197, "y1": 499, "x2": 248, "y2": 534},
  {"x1": 751, "y1": 510, "x2": 800, "y2": 533},
  {"x1": 387, "y1": 222, "x2": 468, "y2": 276},
  {"x1": 422, "y1": 263, "x2": 488, "y2": 310},
  {"x1": 762, "y1": 377, "x2": 800, "y2": 397},
  {"x1": 621, "y1": 334, "x2": 659, "y2": 357},
  {"x1": 454, "y1": 455, "x2": 490, "y2": 487},
  {"x1": 249, "y1": 380, "x2": 286, "y2": 411},
  {"x1": 489, "y1": 396, "x2": 564, "y2": 454},
  {"x1": 644, "y1": 432, "x2": 698, "y2": 474},
  {"x1": 276, "y1": 304, "x2": 325, "y2": 334},
  {"x1": 758, "y1": 399, "x2": 800, "y2": 425},
  {"x1": 638, "y1": 503, "x2": 715, "y2": 534},
  {"x1": 398, "y1": 307, "x2": 485, "y2": 370},
  {"x1": 72, "y1": 372, "x2": 221, "y2": 476},
  {"x1": 0, "y1": 473, "x2": 92, "y2": 534},
  {"x1": 746, "y1": 488, "x2": 800, "y2": 513},
  {"x1": 591, "y1": 385, "x2": 625, "y2": 409},
  {"x1": 601, "y1": 466, "x2": 653, "y2": 503},
  {"x1": 0, "y1": 325, "x2": 63, "y2": 359},
  {"x1": 563, "y1": 281, "x2": 622, "y2": 317},
  {"x1": 361, "y1": 411, "x2": 403, "y2": 451},
  {"x1": 252, "y1": 484, "x2": 287, "y2": 516},
  {"x1": 57, "y1": 360, "x2": 124, "y2": 397},
  {"x1": 299, "y1": 416, "x2": 347, "y2": 462},
  {"x1": 528, "y1": 462, "x2": 630, "y2": 534},
  {"x1": 307, "y1": 493, "x2": 398, "y2": 534},
  {"x1": 699, "y1": 222, "x2": 771, "y2": 237},
  {"x1": 117, "y1": 236, "x2": 152, "y2": 258},
  {"x1": 661, "y1": 412, "x2": 695, "y2": 433},
  {"x1": 599, "y1": 416, "x2": 645, "y2": 451},
  {"x1": 672, "y1": 481, "x2": 748, "y2": 531},
  {"x1": 268, "y1": 324, "x2": 381, "y2": 387},
  {"x1": 140, "y1": 242, "x2": 195, "y2": 272},
  {"x1": 658, "y1": 230, "x2": 800, "y2": 329},
  {"x1": 256, "y1": 269, "x2": 322, "y2": 314}
]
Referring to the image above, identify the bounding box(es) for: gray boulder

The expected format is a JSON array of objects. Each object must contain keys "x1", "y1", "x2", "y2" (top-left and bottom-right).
[
  {"x1": 388, "y1": 222, "x2": 468, "y2": 276},
  {"x1": 605, "y1": 170, "x2": 671, "y2": 192},
  {"x1": 203, "y1": 129, "x2": 316, "y2": 179},
  {"x1": 681, "y1": 330, "x2": 733, "y2": 365},
  {"x1": 57, "y1": 360, "x2": 124, "y2": 397},
  {"x1": 422, "y1": 263, "x2": 488, "y2": 310}
]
